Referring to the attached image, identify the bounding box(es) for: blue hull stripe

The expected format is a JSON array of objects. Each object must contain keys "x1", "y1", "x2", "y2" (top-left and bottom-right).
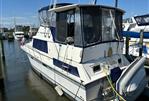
[{"x1": 122, "y1": 31, "x2": 149, "y2": 39}]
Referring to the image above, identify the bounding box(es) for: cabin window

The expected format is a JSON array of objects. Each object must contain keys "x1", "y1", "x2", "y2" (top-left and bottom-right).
[
  {"x1": 81, "y1": 7, "x2": 101, "y2": 46},
  {"x1": 102, "y1": 9, "x2": 116, "y2": 41},
  {"x1": 39, "y1": 9, "x2": 49, "y2": 26},
  {"x1": 53, "y1": 58, "x2": 79, "y2": 77},
  {"x1": 93, "y1": 65, "x2": 101, "y2": 73},
  {"x1": 56, "y1": 10, "x2": 75, "y2": 44},
  {"x1": 79, "y1": 7, "x2": 123, "y2": 47},
  {"x1": 33, "y1": 39, "x2": 48, "y2": 53},
  {"x1": 115, "y1": 11, "x2": 123, "y2": 39}
]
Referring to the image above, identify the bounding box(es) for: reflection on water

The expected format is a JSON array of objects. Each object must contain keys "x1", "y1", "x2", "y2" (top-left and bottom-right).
[
  {"x1": 3, "y1": 40, "x2": 69, "y2": 101},
  {"x1": 27, "y1": 70, "x2": 70, "y2": 101}
]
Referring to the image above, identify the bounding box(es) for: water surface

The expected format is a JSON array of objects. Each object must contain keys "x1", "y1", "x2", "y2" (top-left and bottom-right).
[{"x1": 3, "y1": 40, "x2": 70, "y2": 101}]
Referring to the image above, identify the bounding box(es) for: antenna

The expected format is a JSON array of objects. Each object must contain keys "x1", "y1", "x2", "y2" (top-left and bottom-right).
[
  {"x1": 0, "y1": 0, "x2": 2, "y2": 33},
  {"x1": 49, "y1": 0, "x2": 53, "y2": 9},
  {"x1": 115, "y1": 0, "x2": 118, "y2": 8},
  {"x1": 53, "y1": 0, "x2": 57, "y2": 8},
  {"x1": 92, "y1": 0, "x2": 97, "y2": 5},
  {"x1": 14, "y1": 17, "x2": 16, "y2": 32}
]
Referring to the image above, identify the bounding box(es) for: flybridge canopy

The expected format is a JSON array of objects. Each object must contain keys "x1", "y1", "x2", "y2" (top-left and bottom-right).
[
  {"x1": 38, "y1": 3, "x2": 124, "y2": 47},
  {"x1": 49, "y1": 4, "x2": 78, "y2": 12},
  {"x1": 38, "y1": 3, "x2": 73, "y2": 26},
  {"x1": 54, "y1": 5, "x2": 124, "y2": 47},
  {"x1": 48, "y1": 4, "x2": 125, "y2": 13},
  {"x1": 134, "y1": 14, "x2": 149, "y2": 26},
  {"x1": 38, "y1": 3, "x2": 72, "y2": 12}
]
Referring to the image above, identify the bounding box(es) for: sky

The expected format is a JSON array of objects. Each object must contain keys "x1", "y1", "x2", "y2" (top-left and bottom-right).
[{"x1": 0, "y1": 0, "x2": 149, "y2": 28}]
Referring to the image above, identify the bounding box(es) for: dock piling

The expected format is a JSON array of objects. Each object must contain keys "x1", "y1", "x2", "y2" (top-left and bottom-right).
[
  {"x1": 125, "y1": 36, "x2": 129, "y2": 56},
  {"x1": 0, "y1": 34, "x2": 5, "y2": 101},
  {"x1": 139, "y1": 30, "x2": 144, "y2": 56}
]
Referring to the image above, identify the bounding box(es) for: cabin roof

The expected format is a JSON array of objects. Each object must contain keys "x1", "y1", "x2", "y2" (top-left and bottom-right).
[
  {"x1": 38, "y1": 3, "x2": 73, "y2": 12},
  {"x1": 48, "y1": 4, "x2": 125, "y2": 13}
]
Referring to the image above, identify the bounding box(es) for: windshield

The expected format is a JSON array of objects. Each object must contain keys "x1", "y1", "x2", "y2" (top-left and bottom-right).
[
  {"x1": 102, "y1": 9, "x2": 116, "y2": 41},
  {"x1": 81, "y1": 7, "x2": 122, "y2": 47},
  {"x1": 134, "y1": 14, "x2": 149, "y2": 26},
  {"x1": 39, "y1": 9, "x2": 50, "y2": 26},
  {"x1": 15, "y1": 25, "x2": 23, "y2": 32},
  {"x1": 81, "y1": 7, "x2": 101, "y2": 46}
]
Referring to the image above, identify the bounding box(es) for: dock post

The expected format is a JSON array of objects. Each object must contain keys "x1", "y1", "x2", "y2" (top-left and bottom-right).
[
  {"x1": 0, "y1": 35, "x2": 5, "y2": 97},
  {"x1": 139, "y1": 30, "x2": 144, "y2": 56},
  {"x1": 125, "y1": 36, "x2": 129, "y2": 56}
]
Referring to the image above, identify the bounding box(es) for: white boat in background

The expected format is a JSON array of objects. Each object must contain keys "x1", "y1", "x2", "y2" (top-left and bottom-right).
[
  {"x1": 123, "y1": 14, "x2": 149, "y2": 33},
  {"x1": 13, "y1": 31, "x2": 24, "y2": 40},
  {"x1": 21, "y1": 3, "x2": 147, "y2": 101},
  {"x1": 123, "y1": 14, "x2": 149, "y2": 59},
  {"x1": 13, "y1": 25, "x2": 24, "y2": 40}
]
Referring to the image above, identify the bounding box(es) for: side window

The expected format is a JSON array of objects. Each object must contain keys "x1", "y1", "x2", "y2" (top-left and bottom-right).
[
  {"x1": 102, "y1": 9, "x2": 115, "y2": 41},
  {"x1": 56, "y1": 12, "x2": 67, "y2": 43},
  {"x1": 115, "y1": 11, "x2": 123, "y2": 39},
  {"x1": 81, "y1": 7, "x2": 101, "y2": 46},
  {"x1": 53, "y1": 58, "x2": 80, "y2": 77},
  {"x1": 66, "y1": 10, "x2": 75, "y2": 44},
  {"x1": 33, "y1": 39, "x2": 48, "y2": 53},
  {"x1": 56, "y1": 10, "x2": 75, "y2": 44}
]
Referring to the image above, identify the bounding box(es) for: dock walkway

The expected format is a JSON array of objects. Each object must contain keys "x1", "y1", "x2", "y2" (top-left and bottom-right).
[{"x1": 0, "y1": 38, "x2": 5, "y2": 101}]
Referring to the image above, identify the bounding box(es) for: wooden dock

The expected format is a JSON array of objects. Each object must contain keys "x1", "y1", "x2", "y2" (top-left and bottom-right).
[{"x1": 0, "y1": 37, "x2": 5, "y2": 101}]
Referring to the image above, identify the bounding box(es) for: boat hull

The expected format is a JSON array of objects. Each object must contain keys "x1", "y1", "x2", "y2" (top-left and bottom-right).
[
  {"x1": 27, "y1": 53, "x2": 146, "y2": 101},
  {"x1": 27, "y1": 54, "x2": 86, "y2": 101},
  {"x1": 14, "y1": 35, "x2": 24, "y2": 40}
]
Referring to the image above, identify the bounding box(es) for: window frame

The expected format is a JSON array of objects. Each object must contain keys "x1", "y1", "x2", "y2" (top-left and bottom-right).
[
  {"x1": 33, "y1": 38, "x2": 48, "y2": 53},
  {"x1": 55, "y1": 9, "x2": 75, "y2": 45}
]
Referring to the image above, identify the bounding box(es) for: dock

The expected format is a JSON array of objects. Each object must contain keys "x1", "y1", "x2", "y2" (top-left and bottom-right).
[{"x1": 0, "y1": 35, "x2": 5, "y2": 101}]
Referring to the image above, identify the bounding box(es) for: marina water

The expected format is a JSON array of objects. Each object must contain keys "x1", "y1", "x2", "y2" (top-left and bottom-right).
[{"x1": 2, "y1": 40, "x2": 69, "y2": 101}]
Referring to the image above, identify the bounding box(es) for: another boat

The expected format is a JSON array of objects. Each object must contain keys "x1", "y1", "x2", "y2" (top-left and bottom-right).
[
  {"x1": 123, "y1": 14, "x2": 149, "y2": 60},
  {"x1": 7, "y1": 32, "x2": 14, "y2": 41},
  {"x1": 123, "y1": 14, "x2": 149, "y2": 33},
  {"x1": 13, "y1": 25, "x2": 24, "y2": 40},
  {"x1": 21, "y1": 3, "x2": 147, "y2": 101}
]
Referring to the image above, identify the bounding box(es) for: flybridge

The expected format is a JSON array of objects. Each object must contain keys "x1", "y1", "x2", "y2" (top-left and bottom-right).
[{"x1": 39, "y1": 4, "x2": 124, "y2": 48}]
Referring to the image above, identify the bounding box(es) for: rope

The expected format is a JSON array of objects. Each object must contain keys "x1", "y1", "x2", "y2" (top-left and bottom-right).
[
  {"x1": 74, "y1": 80, "x2": 83, "y2": 100},
  {"x1": 109, "y1": 10, "x2": 120, "y2": 41},
  {"x1": 103, "y1": 68, "x2": 126, "y2": 101}
]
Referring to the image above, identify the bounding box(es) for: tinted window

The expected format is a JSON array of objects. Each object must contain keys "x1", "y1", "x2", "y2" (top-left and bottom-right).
[
  {"x1": 33, "y1": 39, "x2": 48, "y2": 53},
  {"x1": 115, "y1": 11, "x2": 123, "y2": 39},
  {"x1": 56, "y1": 10, "x2": 75, "y2": 44},
  {"x1": 102, "y1": 9, "x2": 116, "y2": 41},
  {"x1": 134, "y1": 14, "x2": 149, "y2": 26},
  {"x1": 81, "y1": 7, "x2": 101, "y2": 46},
  {"x1": 53, "y1": 58, "x2": 79, "y2": 77},
  {"x1": 93, "y1": 65, "x2": 101, "y2": 73},
  {"x1": 56, "y1": 12, "x2": 67, "y2": 43},
  {"x1": 79, "y1": 7, "x2": 123, "y2": 47}
]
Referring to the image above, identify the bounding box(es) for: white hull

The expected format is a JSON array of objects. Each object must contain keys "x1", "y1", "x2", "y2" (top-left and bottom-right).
[
  {"x1": 27, "y1": 54, "x2": 86, "y2": 101},
  {"x1": 27, "y1": 53, "x2": 146, "y2": 101},
  {"x1": 14, "y1": 35, "x2": 24, "y2": 40},
  {"x1": 13, "y1": 32, "x2": 24, "y2": 40}
]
